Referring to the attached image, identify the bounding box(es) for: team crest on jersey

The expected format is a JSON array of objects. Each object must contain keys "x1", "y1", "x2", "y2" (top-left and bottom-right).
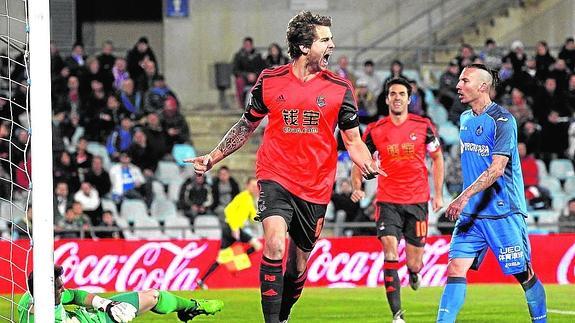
[
  {"x1": 410, "y1": 132, "x2": 417, "y2": 141},
  {"x1": 316, "y1": 95, "x2": 326, "y2": 108},
  {"x1": 475, "y1": 125, "x2": 483, "y2": 136}
]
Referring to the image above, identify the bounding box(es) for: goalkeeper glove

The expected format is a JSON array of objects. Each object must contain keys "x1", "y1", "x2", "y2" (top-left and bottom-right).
[{"x1": 92, "y1": 295, "x2": 137, "y2": 323}]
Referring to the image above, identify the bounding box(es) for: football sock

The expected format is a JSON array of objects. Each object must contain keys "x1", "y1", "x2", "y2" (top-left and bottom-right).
[
  {"x1": 198, "y1": 262, "x2": 220, "y2": 283},
  {"x1": 152, "y1": 291, "x2": 195, "y2": 314},
  {"x1": 383, "y1": 260, "x2": 402, "y2": 317},
  {"x1": 521, "y1": 275, "x2": 547, "y2": 322},
  {"x1": 279, "y1": 269, "x2": 307, "y2": 321},
  {"x1": 260, "y1": 256, "x2": 283, "y2": 323},
  {"x1": 437, "y1": 277, "x2": 467, "y2": 322}
]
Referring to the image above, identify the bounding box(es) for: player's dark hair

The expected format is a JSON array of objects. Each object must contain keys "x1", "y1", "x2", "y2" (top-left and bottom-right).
[
  {"x1": 28, "y1": 265, "x2": 63, "y2": 296},
  {"x1": 286, "y1": 11, "x2": 332, "y2": 59},
  {"x1": 385, "y1": 77, "x2": 412, "y2": 97},
  {"x1": 466, "y1": 63, "x2": 499, "y2": 89}
]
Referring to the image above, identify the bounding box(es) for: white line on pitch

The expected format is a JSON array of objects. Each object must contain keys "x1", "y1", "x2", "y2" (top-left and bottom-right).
[{"x1": 548, "y1": 309, "x2": 575, "y2": 315}]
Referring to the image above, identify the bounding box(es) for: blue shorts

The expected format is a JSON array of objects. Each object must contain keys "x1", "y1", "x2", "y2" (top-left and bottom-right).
[{"x1": 449, "y1": 213, "x2": 531, "y2": 275}]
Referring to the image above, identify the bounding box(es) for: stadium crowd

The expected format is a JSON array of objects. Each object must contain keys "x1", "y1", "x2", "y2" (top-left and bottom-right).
[{"x1": 1, "y1": 34, "x2": 575, "y2": 239}]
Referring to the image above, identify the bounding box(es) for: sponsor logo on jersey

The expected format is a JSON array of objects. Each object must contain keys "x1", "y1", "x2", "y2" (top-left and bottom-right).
[
  {"x1": 276, "y1": 94, "x2": 286, "y2": 102},
  {"x1": 410, "y1": 132, "x2": 417, "y2": 141},
  {"x1": 496, "y1": 117, "x2": 508, "y2": 122},
  {"x1": 475, "y1": 125, "x2": 483, "y2": 136},
  {"x1": 498, "y1": 245, "x2": 523, "y2": 264},
  {"x1": 316, "y1": 95, "x2": 326, "y2": 108},
  {"x1": 461, "y1": 142, "x2": 490, "y2": 156}
]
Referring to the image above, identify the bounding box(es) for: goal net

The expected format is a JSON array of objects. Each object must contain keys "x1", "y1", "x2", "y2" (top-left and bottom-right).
[{"x1": 0, "y1": 0, "x2": 53, "y2": 321}]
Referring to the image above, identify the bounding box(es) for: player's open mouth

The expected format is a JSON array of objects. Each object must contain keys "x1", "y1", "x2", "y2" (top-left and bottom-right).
[{"x1": 322, "y1": 53, "x2": 331, "y2": 66}]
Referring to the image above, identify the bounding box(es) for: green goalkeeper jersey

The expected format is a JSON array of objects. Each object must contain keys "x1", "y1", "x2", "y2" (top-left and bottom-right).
[{"x1": 18, "y1": 290, "x2": 108, "y2": 323}]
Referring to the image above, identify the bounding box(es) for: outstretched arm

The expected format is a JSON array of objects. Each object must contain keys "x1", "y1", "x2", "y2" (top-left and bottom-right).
[
  {"x1": 185, "y1": 115, "x2": 261, "y2": 175},
  {"x1": 340, "y1": 127, "x2": 385, "y2": 180}
]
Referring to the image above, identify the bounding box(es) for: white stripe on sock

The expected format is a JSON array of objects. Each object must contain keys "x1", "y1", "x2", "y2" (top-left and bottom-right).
[{"x1": 548, "y1": 309, "x2": 575, "y2": 315}]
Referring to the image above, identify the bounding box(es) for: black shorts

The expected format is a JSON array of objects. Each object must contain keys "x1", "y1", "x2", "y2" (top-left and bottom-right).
[
  {"x1": 375, "y1": 202, "x2": 428, "y2": 247},
  {"x1": 256, "y1": 180, "x2": 327, "y2": 252},
  {"x1": 221, "y1": 222, "x2": 253, "y2": 249}
]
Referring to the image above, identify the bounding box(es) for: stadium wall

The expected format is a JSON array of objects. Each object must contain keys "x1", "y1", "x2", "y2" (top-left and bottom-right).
[{"x1": 2, "y1": 234, "x2": 574, "y2": 293}]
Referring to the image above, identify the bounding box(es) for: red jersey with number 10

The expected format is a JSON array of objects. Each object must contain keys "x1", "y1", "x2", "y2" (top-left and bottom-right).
[
  {"x1": 244, "y1": 64, "x2": 360, "y2": 204},
  {"x1": 363, "y1": 114, "x2": 440, "y2": 204}
]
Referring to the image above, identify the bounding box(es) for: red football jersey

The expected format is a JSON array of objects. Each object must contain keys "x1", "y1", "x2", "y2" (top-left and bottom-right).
[
  {"x1": 363, "y1": 114, "x2": 440, "y2": 204},
  {"x1": 244, "y1": 64, "x2": 359, "y2": 204}
]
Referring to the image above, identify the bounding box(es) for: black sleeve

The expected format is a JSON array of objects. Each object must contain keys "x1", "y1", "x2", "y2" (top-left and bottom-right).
[
  {"x1": 425, "y1": 124, "x2": 437, "y2": 144},
  {"x1": 338, "y1": 88, "x2": 360, "y2": 130},
  {"x1": 243, "y1": 76, "x2": 269, "y2": 122},
  {"x1": 364, "y1": 130, "x2": 377, "y2": 154}
]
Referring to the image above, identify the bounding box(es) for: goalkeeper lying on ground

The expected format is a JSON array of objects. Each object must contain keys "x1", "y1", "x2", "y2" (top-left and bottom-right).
[{"x1": 18, "y1": 265, "x2": 224, "y2": 322}]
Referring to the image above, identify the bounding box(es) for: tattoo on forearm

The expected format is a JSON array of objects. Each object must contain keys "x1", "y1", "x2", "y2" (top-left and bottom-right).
[
  {"x1": 216, "y1": 116, "x2": 259, "y2": 157},
  {"x1": 466, "y1": 168, "x2": 500, "y2": 197}
]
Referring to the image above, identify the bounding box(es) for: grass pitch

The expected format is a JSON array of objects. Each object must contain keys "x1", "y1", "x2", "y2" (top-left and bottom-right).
[{"x1": 2, "y1": 285, "x2": 573, "y2": 322}]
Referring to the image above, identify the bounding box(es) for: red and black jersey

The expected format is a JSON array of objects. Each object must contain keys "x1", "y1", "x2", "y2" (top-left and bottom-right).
[
  {"x1": 363, "y1": 114, "x2": 440, "y2": 204},
  {"x1": 244, "y1": 64, "x2": 359, "y2": 204}
]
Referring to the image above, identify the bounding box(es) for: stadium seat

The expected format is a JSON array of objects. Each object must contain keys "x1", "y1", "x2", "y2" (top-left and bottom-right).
[
  {"x1": 424, "y1": 88, "x2": 435, "y2": 106},
  {"x1": 150, "y1": 198, "x2": 178, "y2": 222},
  {"x1": 194, "y1": 215, "x2": 221, "y2": 239},
  {"x1": 539, "y1": 176, "x2": 563, "y2": 195},
  {"x1": 101, "y1": 198, "x2": 119, "y2": 218},
  {"x1": 563, "y1": 176, "x2": 575, "y2": 195},
  {"x1": 428, "y1": 105, "x2": 449, "y2": 126},
  {"x1": 172, "y1": 143, "x2": 196, "y2": 166},
  {"x1": 120, "y1": 199, "x2": 149, "y2": 224},
  {"x1": 132, "y1": 216, "x2": 165, "y2": 240},
  {"x1": 151, "y1": 180, "x2": 167, "y2": 199},
  {"x1": 167, "y1": 178, "x2": 184, "y2": 202},
  {"x1": 86, "y1": 141, "x2": 112, "y2": 170},
  {"x1": 549, "y1": 159, "x2": 575, "y2": 181},
  {"x1": 536, "y1": 159, "x2": 548, "y2": 179},
  {"x1": 156, "y1": 161, "x2": 181, "y2": 185},
  {"x1": 113, "y1": 216, "x2": 135, "y2": 240},
  {"x1": 164, "y1": 216, "x2": 193, "y2": 239},
  {"x1": 438, "y1": 122, "x2": 460, "y2": 146}
]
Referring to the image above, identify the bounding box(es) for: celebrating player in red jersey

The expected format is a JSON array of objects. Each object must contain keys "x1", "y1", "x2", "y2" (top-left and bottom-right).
[
  {"x1": 187, "y1": 11, "x2": 383, "y2": 323},
  {"x1": 351, "y1": 78, "x2": 444, "y2": 323}
]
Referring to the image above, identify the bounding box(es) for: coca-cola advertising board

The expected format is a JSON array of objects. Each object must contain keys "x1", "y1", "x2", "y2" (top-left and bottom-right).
[{"x1": 1, "y1": 235, "x2": 574, "y2": 293}]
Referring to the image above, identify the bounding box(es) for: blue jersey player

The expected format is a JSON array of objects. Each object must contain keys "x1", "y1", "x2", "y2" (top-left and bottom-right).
[{"x1": 436, "y1": 64, "x2": 547, "y2": 322}]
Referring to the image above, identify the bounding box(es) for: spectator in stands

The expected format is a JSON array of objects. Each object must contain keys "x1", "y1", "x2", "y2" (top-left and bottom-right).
[
  {"x1": 548, "y1": 59, "x2": 571, "y2": 92},
  {"x1": 519, "y1": 119, "x2": 543, "y2": 157},
  {"x1": 55, "y1": 204, "x2": 91, "y2": 239},
  {"x1": 479, "y1": 38, "x2": 503, "y2": 69},
  {"x1": 334, "y1": 55, "x2": 356, "y2": 83},
  {"x1": 534, "y1": 41, "x2": 555, "y2": 82},
  {"x1": 64, "y1": 42, "x2": 86, "y2": 76},
  {"x1": 356, "y1": 59, "x2": 384, "y2": 97},
  {"x1": 330, "y1": 179, "x2": 363, "y2": 234},
  {"x1": 568, "y1": 119, "x2": 575, "y2": 161},
  {"x1": 95, "y1": 210, "x2": 124, "y2": 239},
  {"x1": 52, "y1": 65, "x2": 71, "y2": 96},
  {"x1": 74, "y1": 181, "x2": 103, "y2": 225},
  {"x1": 79, "y1": 56, "x2": 113, "y2": 97},
  {"x1": 533, "y1": 77, "x2": 567, "y2": 123},
  {"x1": 144, "y1": 74, "x2": 179, "y2": 114},
  {"x1": 15, "y1": 150, "x2": 31, "y2": 192},
  {"x1": 128, "y1": 128, "x2": 161, "y2": 176},
  {"x1": 72, "y1": 137, "x2": 93, "y2": 178},
  {"x1": 265, "y1": 42, "x2": 289, "y2": 68},
  {"x1": 82, "y1": 80, "x2": 108, "y2": 142},
  {"x1": 558, "y1": 37, "x2": 575, "y2": 72},
  {"x1": 126, "y1": 36, "x2": 158, "y2": 86},
  {"x1": 119, "y1": 78, "x2": 144, "y2": 121},
  {"x1": 59, "y1": 75, "x2": 81, "y2": 114},
  {"x1": 160, "y1": 96, "x2": 191, "y2": 152},
  {"x1": 455, "y1": 43, "x2": 478, "y2": 70},
  {"x1": 0, "y1": 121, "x2": 8, "y2": 174},
  {"x1": 178, "y1": 174, "x2": 212, "y2": 221},
  {"x1": 519, "y1": 142, "x2": 551, "y2": 210},
  {"x1": 540, "y1": 110, "x2": 570, "y2": 165},
  {"x1": 85, "y1": 156, "x2": 111, "y2": 198},
  {"x1": 567, "y1": 74, "x2": 575, "y2": 111},
  {"x1": 507, "y1": 88, "x2": 533, "y2": 127},
  {"x1": 559, "y1": 198, "x2": 575, "y2": 233},
  {"x1": 408, "y1": 79, "x2": 427, "y2": 117},
  {"x1": 51, "y1": 110, "x2": 67, "y2": 157},
  {"x1": 135, "y1": 57, "x2": 159, "y2": 93},
  {"x1": 50, "y1": 41, "x2": 65, "y2": 77},
  {"x1": 210, "y1": 166, "x2": 240, "y2": 216},
  {"x1": 504, "y1": 40, "x2": 526, "y2": 73},
  {"x1": 53, "y1": 151, "x2": 80, "y2": 193},
  {"x1": 13, "y1": 205, "x2": 32, "y2": 239},
  {"x1": 437, "y1": 60, "x2": 460, "y2": 110},
  {"x1": 62, "y1": 112, "x2": 85, "y2": 153},
  {"x1": 382, "y1": 60, "x2": 407, "y2": 86},
  {"x1": 109, "y1": 152, "x2": 151, "y2": 207},
  {"x1": 355, "y1": 79, "x2": 376, "y2": 124},
  {"x1": 106, "y1": 116, "x2": 134, "y2": 162},
  {"x1": 54, "y1": 181, "x2": 72, "y2": 222},
  {"x1": 98, "y1": 94, "x2": 130, "y2": 144},
  {"x1": 112, "y1": 57, "x2": 130, "y2": 91},
  {"x1": 232, "y1": 36, "x2": 266, "y2": 108},
  {"x1": 96, "y1": 40, "x2": 116, "y2": 75},
  {"x1": 142, "y1": 112, "x2": 168, "y2": 161}
]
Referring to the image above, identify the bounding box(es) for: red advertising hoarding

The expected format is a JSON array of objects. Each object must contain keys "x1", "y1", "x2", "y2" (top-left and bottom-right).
[{"x1": 1, "y1": 234, "x2": 574, "y2": 293}]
